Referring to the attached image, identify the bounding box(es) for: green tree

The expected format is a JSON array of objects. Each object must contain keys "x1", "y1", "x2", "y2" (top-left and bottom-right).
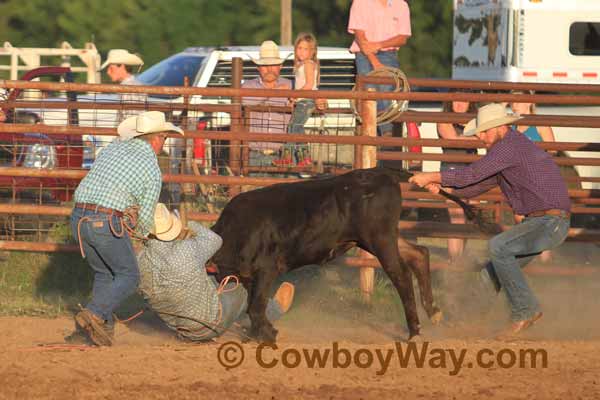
[{"x1": 0, "y1": 0, "x2": 453, "y2": 79}]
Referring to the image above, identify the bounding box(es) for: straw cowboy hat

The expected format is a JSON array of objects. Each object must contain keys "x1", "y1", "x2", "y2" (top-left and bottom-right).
[
  {"x1": 100, "y1": 49, "x2": 144, "y2": 70},
  {"x1": 463, "y1": 103, "x2": 522, "y2": 136},
  {"x1": 153, "y1": 203, "x2": 182, "y2": 241},
  {"x1": 117, "y1": 111, "x2": 184, "y2": 140},
  {"x1": 250, "y1": 40, "x2": 285, "y2": 65}
]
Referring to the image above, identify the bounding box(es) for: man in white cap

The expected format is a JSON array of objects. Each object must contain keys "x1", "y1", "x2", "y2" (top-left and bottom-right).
[
  {"x1": 242, "y1": 40, "x2": 292, "y2": 171},
  {"x1": 66, "y1": 111, "x2": 183, "y2": 346},
  {"x1": 100, "y1": 49, "x2": 144, "y2": 85},
  {"x1": 136, "y1": 203, "x2": 295, "y2": 342},
  {"x1": 410, "y1": 103, "x2": 571, "y2": 337}
]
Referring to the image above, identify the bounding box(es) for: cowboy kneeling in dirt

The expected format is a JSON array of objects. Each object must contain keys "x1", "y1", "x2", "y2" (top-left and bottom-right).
[{"x1": 135, "y1": 203, "x2": 295, "y2": 341}]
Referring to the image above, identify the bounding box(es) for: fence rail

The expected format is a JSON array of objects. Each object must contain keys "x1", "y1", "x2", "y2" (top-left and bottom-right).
[{"x1": 2, "y1": 64, "x2": 599, "y2": 297}]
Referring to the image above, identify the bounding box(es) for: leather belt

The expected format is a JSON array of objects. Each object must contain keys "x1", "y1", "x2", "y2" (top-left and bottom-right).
[
  {"x1": 526, "y1": 209, "x2": 570, "y2": 219},
  {"x1": 75, "y1": 203, "x2": 124, "y2": 218}
]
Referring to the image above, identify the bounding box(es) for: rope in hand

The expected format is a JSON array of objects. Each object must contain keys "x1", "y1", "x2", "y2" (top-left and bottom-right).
[{"x1": 351, "y1": 66, "x2": 411, "y2": 125}]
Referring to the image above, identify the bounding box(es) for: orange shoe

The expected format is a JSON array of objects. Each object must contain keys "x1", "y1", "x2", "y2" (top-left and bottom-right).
[{"x1": 274, "y1": 282, "x2": 295, "y2": 313}]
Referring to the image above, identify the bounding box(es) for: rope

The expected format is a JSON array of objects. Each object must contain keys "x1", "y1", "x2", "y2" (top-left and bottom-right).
[
  {"x1": 351, "y1": 66, "x2": 411, "y2": 126},
  {"x1": 76, "y1": 205, "x2": 143, "y2": 258},
  {"x1": 116, "y1": 274, "x2": 247, "y2": 342}
]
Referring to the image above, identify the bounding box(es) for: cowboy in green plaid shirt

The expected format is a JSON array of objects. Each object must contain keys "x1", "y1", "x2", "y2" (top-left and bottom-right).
[{"x1": 66, "y1": 111, "x2": 183, "y2": 347}]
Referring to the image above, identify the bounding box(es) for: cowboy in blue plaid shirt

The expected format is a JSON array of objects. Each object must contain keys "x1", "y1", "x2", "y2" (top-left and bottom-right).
[
  {"x1": 66, "y1": 111, "x2": 183, "y2": 346},
  {"x1": 137, "y1": 204, "x2": 295, "y2": 342}
]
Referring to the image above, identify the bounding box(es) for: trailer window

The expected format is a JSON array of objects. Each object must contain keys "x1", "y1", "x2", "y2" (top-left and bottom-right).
[{"x1": 569, "y1": 22, "x2": 600, "y2": 56}]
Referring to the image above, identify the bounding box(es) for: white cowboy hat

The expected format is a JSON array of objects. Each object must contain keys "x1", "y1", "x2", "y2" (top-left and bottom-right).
[
  {"x1": 250, "y1": 40, "x2": 285, "y2": 65},
  {"x1": 463, "y1": 103, "x2": 522, "y2": 136},
  {"x1": 100, "y1": 49, "x2": 144, "y2": 70},
  {"x1": 153, "y1": 203, "x2": 182, "y2": 241},
  {"x1": 117, "y1": 111, "x2": 184, "y2": 139}
]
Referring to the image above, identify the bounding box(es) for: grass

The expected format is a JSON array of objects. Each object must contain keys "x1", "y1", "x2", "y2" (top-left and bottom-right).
[{"x1": 0, "y1": 250, "x2": 91, "y2": 317}]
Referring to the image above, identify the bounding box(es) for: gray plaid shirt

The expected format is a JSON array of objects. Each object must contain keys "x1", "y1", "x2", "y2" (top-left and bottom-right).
[{"x1": 137, "y1": 222, "x2": 223, "y2": 338}]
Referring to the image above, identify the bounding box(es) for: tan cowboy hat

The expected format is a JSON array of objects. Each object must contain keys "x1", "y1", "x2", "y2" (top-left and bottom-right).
[
  {"x1": 250, "y1": 40, "x2": 285, "y2": 65},
  {"x1": 463, "y1": 103, "x2": 522, "y2": 136},
  {"x1": 100, "y1": 49, "x2": 144, "y2": 70},
  {"x1": 117, "y1": 111, "x2": 184, "y2": 140},
  {"x1": 153, "y1": 203, "x2": 182, "y2": 241}
]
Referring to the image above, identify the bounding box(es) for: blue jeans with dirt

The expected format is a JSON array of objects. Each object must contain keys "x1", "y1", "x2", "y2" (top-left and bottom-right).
[
  {"x1": 355, "y1": 50, "x2": 400, "y2": 136},
  {"x1": 200, "y1": 279, "x2": 284, "y2": 340},
  {"x1": 480, "y1": 214, "x2": 570, "y2": 321},
  {"x1": 70, "y1": 207, "x2": 139, "y2": 324},
  {"x1": 287, "y1": 99, "x2": 315, "y2": 163}
]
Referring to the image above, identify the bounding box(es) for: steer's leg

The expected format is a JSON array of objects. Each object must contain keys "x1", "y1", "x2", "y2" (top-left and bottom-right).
[
  {"x1": 246, "y1": 262, "x2": 280, "y2": 344},
  {"x1": 397, "y1": 236, "x2": 443, "y2": 325},
  {"x1": 369, "y1": 237, "x2": 421, "y2": 340}
]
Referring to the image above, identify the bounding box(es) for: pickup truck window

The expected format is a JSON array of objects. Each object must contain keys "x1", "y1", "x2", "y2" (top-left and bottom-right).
[{"x1": 137, "y1": 54, "x2": 205, "y2": 86}]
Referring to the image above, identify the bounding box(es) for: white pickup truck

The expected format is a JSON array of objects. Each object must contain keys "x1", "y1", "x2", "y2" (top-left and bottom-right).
[{"x1": 134, "y1": 46, "x2": 358, "y2": 164}]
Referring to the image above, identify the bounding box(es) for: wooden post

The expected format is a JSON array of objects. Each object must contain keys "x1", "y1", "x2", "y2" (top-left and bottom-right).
[
  {"x1": 353, "y1": 78, "x2": 364, "y2": 169},
  {"x1": 229, "y1": 57, "x2": 243, "y2": 198},
  {"x1": 180, "y1": 76, "x2": 193, "y2": 229},
  {"x1": 359, "y1": 88, "x2": 378, "y2": 302},
  {"x1": 280, "y1": 0, "x2": 292, "y2": 46},
  {"x1": 241, "y1": 107, "x2": 251, "y2": 177}
]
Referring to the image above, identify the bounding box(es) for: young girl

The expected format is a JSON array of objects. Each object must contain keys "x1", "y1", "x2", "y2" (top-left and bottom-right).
[{"x1": 280, "y1": 32, "x2": 320, "y2": 167}]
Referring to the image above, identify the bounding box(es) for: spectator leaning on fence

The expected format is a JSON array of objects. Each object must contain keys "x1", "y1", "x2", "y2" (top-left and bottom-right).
[
  {"x1": 283, "y1": 32, "x2": 325, "y2": 167},
  {"x1": 348, "y1": 0, "x2": 411, "y2": 137},
  {"x1": 100, "y1": 49, "x2": 145, "y2": 121},
  {"x1": 100, "y1": 49, "x2": 144, "y2": 85},
  {"x1": 66, "y1": 111, "x2": 183, "y2": 347},
  {"x1": 242, "y1": 40, "x2": 292, "y2": 170},
  {"x1": 137, "y1": 203, "x2": 295, "y2": 342},
  {"x1": 410, "y1": 103, "x2": 571, "y2": 337}
]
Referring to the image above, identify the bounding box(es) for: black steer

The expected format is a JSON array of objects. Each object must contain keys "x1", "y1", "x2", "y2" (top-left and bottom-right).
[{"x1": 211, "y1": 167, "x2": 474, "y2": 343}]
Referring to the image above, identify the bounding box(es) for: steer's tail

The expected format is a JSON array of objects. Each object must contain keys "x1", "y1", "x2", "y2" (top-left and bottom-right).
[{"x1": 383, "y1": 167, "x2": 501, "y2": 235}]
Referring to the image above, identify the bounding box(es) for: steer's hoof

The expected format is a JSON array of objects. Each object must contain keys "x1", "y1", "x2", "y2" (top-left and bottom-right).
[
  {"x1": 430, "y1": 310, "x2": 444, "y2": 325},
  {"x1": 251, "y1": 324, "x2": 278, "y2": 345}
]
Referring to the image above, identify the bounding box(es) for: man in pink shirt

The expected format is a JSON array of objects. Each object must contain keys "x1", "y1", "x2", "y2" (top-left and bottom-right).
[{"x1": 348, "y1": 0, "x2": 412, "y2": 137}]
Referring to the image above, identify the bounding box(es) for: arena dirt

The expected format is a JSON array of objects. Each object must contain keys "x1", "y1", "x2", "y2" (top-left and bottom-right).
[{"x1": 1, "y1": 242, "x2": 599, "y2": 399}]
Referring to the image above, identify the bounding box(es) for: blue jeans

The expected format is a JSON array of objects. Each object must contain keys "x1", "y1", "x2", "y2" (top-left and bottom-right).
[
  {"x1": 355, "y1": 51, "x2": 400, "y2": 136},
  {"x1": 201, "y1": 280, "x2": 284, "y2": 340},
  {"x1": 288, "y1": 99, "x2": 315, "y2": 134},
  {"x1": 287, "y1": 99, "x2": 314, "y2": 163},
  {"x1": 481, "y1": 215, "x2": 570, "y2": 321},
  {"x1": 71, "y1": 207, "x2": 139, "y2": 324}
]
